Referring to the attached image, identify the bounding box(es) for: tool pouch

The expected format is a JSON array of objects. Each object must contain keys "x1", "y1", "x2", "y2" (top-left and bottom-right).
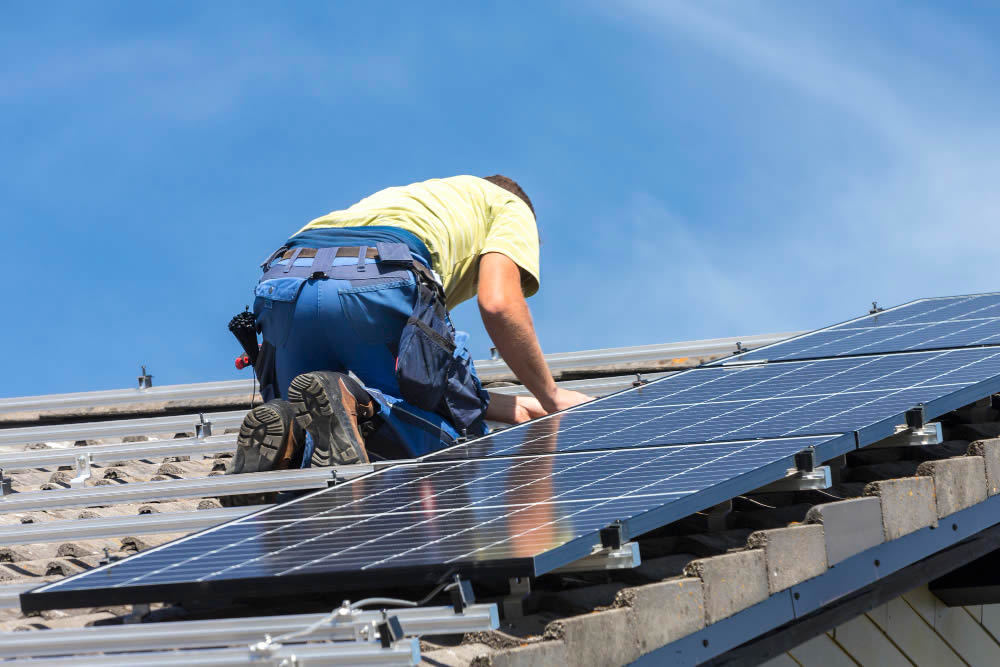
[{"x1": 395, "y1": 282, "x2": 489, "y2": 435}]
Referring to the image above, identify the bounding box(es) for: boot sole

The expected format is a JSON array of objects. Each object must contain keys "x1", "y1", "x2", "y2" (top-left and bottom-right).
[
  {"x1": 288, "y1": 373, "x2": 369, "y2": 466},
  {"x1": 220, "y1": 404, "x2": 291, "y2": 508},
  {"x1": 233, "y1": 404, "x2": 289, "y2": 473}
]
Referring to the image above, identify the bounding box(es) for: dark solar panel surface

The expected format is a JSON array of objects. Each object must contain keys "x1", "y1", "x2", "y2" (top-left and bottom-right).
[
  {"x1": 428, "y1": 348, "x2": 1000, "y2": 460},
  {"x1": 25, "y1": 435, "x2": 837, "y2": 605},
  {"x1": 732, "y1": 294, "x2": 1000, "y2": 362}
]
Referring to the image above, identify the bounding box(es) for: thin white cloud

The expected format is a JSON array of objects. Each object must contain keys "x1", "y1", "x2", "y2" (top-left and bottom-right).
[{"x1": 586, "y1": 1, "x2": 1000, "y2": 334}]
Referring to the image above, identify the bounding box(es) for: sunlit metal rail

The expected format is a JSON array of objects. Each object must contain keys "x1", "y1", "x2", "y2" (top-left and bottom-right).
[
  {"x1": 0, "y1": 506, "x2": 263, "y2": 546},
  {"x1": 0, "y1": 411, "x2": 246, "y2": 448},
  {"x1": 0, "y1": 433, "x2": 238, "y2": 470},
  {"x1": 475, "y1": 331, "x2": 802, "y2": 380},
  {"x1": 0, "y1": 604, "x2": 498, "y2": 659},
  {"x1": 0, "y1": 467, "x2": 354, "y2": 513},
  {"x1": 0, "y1": 332, "x2": 800, "y2": 416}
]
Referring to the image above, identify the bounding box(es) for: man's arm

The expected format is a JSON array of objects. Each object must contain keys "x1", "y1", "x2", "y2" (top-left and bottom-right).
[{"x1": 477, "y1": 252, "x2": 592, "y2": 415}]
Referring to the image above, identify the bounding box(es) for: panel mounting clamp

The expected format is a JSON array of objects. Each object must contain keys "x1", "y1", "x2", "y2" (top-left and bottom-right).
[
  {"x1": 376, "y1": 614, "x2": 404, "y2": 648},
  {"x1": 69, "y1": 453, "x2": 93, "y2": 489},
  {"x1": 600, "y1": 520, "x2": 625, "y2": 549},
  {"x1": 449, "y1": 576, "x2": 475, "y2": 614},
  {"x1": 906, "y1": 404, "x2": 926, "y2": 429},
  {"x1": 137, "y1": 365, "x2": 152, "y2": 390},
  {"x1": 752, "y1": 447, "x2": 831, "y2": 493},
  {"x1": 195, "y1": 413, "x2": 212, "y2": 439}
]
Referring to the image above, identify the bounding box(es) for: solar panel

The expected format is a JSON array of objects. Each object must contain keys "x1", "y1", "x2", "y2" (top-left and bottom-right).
[
  {"x1": 22, "y1": 435, "x2": 841, "y2": 610},
  {"x1": 23, "y1": 293, "x2": 1000, "y2": 613},
  {"x1": 730, "y1": 293, "x2": 1000, "y2": 362},
  {"x1": 430, "y1": 347, "x2": 1000, "y2": 460}
]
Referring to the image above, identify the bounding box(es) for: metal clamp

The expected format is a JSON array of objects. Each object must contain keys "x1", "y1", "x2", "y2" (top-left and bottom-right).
[
  {"x1": 137, "y1": 365, "x2": 152, "y2": 389},
  {"x1": 69, "y1": 453, "x2": 92, "y2": 489},
  {"x1": 552, "y1": 541, "x2": 641, "y2": 574},
  {"x1": 450, "y1": 576, "x2": 475, "y2": 613},
  {"x1": 752, "y1": 448, "x2": 831, "y2": 493},
  {"x1": 195, "y1": 413, "x2": 213, "y2": 439},
  {"x1": 502, "y1": 577, "x2": 532, "y2": 620},
  {"x1": 872, "y1": 422, "x2": 943, "y2": 448}
]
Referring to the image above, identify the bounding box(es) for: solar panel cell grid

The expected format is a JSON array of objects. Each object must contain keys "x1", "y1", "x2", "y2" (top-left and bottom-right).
[
  {"x1": 27, "y1": 435, "x2": 836, "y2": 602},
  {"x1": 431, "y1": 348, "x2": 1000, "y2": 459},
  {"x1": 733, "y1": 293, "x2": 1000, "y2": 362}
]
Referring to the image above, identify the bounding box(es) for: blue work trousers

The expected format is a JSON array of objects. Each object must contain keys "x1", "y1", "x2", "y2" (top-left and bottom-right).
[{"x1": 253, "y1": 254, "x2": 483, "y2": 460}]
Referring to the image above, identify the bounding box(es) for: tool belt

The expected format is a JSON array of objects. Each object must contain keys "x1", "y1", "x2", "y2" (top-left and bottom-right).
[{"x1": 256, "y1": 243, "x2": 488, "y2": 435}]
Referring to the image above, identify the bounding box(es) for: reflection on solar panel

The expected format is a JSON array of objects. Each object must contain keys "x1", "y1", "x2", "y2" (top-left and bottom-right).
[
  {"x1": 730, "y1": 293, "x2": 1000, "y2": 362},
  {"x1": 430, "y1": 348, "x2": 1000, "y2": 460},
  {"x1": 22, "y1": 435, "x2": 841, "y2": 610},
  {"x1": 22, "y1": 292, "x2": 1000, "y2": 612}
]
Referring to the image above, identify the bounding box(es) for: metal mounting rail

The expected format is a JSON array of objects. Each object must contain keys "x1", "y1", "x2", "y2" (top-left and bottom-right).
[
  {"x1": 0, "y1": 433, "x2": 239, "y2": 470},
  {"x1": 0, "y1": 467, "x2": 349, "y2": 513},
  {"x1": 0, "y1": 371, "x2": 668, "y2": 469},
  {"x1": 0, "y1": 411, "x2": 246, "y2": 448},
  {"x1": 0, "y1": 333, "x2": 801, "y2": 416},
  {"x1": 475, "y1": 331, "x2": 803, "y2": 380},
  {"x1": 0, "y1": 604, "x2": 498, "y2": 658},
  {"x1": 0, "y1": 506, "x2": 262, "y2": 546},
  {"x1": 13, "y1": 639, "x2": 421, "y2": 666},
  {"x1": 0, "y1": 379, "x2": 258, "y2": 416}
]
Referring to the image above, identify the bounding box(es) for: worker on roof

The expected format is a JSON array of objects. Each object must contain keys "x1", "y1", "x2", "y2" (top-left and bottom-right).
[{"x1": 225, "y1": 175, "x2": 593, "y2": 485}]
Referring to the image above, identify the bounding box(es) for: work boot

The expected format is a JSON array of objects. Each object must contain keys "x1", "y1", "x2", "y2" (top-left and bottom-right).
[
  {"x1": 221, "y1": 399, "x2": 304, "y2": 507},
  {"x1": 287, "y1": 371, "x2": 378, "y2": 467}
]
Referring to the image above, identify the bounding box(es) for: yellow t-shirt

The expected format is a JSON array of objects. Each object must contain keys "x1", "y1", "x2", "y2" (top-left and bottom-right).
[{"x1": 295, "y1": 176, "x2": 540, "y2": 308}]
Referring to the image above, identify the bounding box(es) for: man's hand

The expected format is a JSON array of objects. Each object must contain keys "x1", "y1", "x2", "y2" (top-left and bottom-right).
[
  {"x1": 485, "y1": 393, "x2": 548, "y2": 424},
  {"x1": 549, "y1": 388, "x2": 594, "y2": 412},
  {"x1": 477, "y1": 252, "x2": 595, "y2": 415}
]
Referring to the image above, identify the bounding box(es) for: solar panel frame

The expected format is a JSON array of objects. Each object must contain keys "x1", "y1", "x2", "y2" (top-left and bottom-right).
[
  {"x1": 22, "y1": 434, "x2": 846, "y2": 611},
  {"x1": 720, "y1": 293, "x2": 1000, "y2": 363}
]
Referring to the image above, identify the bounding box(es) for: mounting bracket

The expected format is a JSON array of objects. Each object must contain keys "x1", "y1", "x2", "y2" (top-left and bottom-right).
[
  {"x1": 753, "y1": 466, "x2": 832, "y2": 493},
  {"x1": 551, "y1": 542, "x2": 641, "y2": 574},
  {"x1": 751, "y1": 447, "x2": 831, "y2": 493},
  {"x1": 502, "y1": 577, "x2": 532, "y2": 620},
  {"x1": 450, "y1": 577, "x2": 475, "y2": 613},
  {"x1": 195, "y1": 414, "x2": 213, "y2": 439},
  {"x1": 69, "y1": 453, "x2": 93, "y2": 489},
  {"x1": 137, "y1": 365, "x2": 152, "y2": 390},
  {"x1": 376, "y1": 614, "x2": 405, "y2": 648},
  {"x1": 871, "y1": 422, "x2": 943, "y2": 448}
]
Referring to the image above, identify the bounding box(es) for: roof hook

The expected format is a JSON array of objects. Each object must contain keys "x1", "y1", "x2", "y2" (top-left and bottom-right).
[{"x1": 138, "y1": 365, "x2": 153, "y2": 389}]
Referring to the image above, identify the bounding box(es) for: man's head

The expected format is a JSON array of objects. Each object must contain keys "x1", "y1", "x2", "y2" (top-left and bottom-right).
[{"x1": 483, "y1": 175, "x2": 534, "y2": 216}]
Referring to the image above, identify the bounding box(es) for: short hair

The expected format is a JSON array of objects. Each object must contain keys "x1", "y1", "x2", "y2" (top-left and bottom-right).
[{"x1": 483, "y1": 175, "x2": 534, "y2": 216}]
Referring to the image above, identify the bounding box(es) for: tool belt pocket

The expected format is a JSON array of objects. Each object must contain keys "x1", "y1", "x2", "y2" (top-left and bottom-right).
[{"x1": 396, "y1": 285, "x2": 489, "y2": 434}]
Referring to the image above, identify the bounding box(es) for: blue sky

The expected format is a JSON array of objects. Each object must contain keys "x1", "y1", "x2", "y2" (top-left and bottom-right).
[{"x1": 4, "y1": 1, "x2": 999, "y2": 397}]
